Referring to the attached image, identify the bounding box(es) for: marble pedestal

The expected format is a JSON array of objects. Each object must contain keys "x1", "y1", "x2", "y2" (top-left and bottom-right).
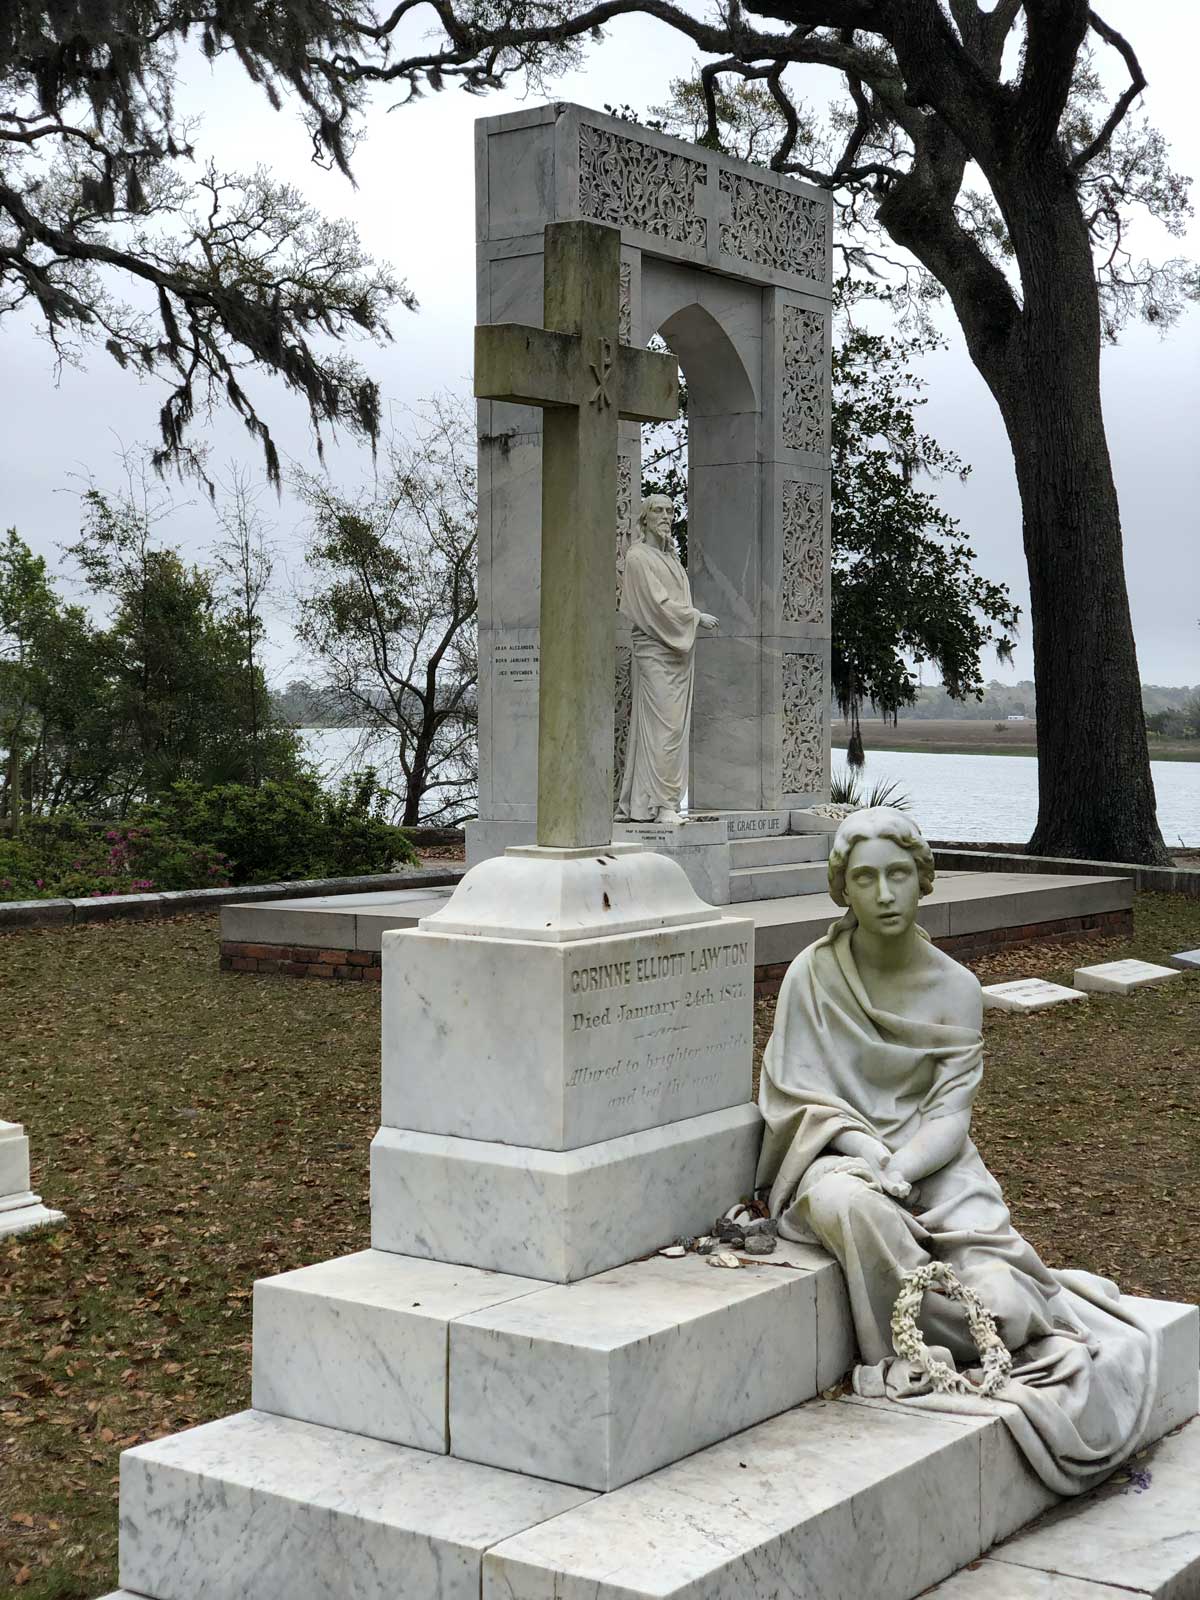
[
  {"x1": 375, "y1": 845, "x2": 760, "y2": 1281},
  {"x1": 0, "y1": 1120, "x2": 64, "y2": 1238}
]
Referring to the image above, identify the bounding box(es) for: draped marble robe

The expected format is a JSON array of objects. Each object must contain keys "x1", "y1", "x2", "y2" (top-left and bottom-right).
[
  {"x1": 757, "y1": 918, "x2": 1158, "y2": 1497},
  {"x1": 616, "y1": 538, "x2": 701, "y2": 821}
]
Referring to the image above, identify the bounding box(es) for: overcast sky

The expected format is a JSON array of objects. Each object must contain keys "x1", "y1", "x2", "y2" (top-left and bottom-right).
[{"x1": 1, "y1": 3, "x2": 1196, "y2": 688}]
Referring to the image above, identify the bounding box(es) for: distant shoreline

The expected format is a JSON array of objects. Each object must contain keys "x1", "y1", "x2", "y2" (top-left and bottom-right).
[{"x1": 833, "y1": 720, "x2": 1199, "y2": 763}]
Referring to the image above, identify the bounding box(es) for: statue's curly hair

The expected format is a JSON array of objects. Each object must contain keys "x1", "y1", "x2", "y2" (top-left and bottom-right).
[{"x1": 827, "y1": 806, "x2": 936, "y2": 906}]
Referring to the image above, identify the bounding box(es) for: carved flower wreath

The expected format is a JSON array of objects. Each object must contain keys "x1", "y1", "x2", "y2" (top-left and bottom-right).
[{"x1": 890, "y1": 1261, "x2": 1013, "y2": 1398}]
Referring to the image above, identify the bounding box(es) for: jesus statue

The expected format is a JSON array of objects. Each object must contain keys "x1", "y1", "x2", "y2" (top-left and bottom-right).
[{"x1": 615, "y1": 493, "x2": 718, "y2": 826}]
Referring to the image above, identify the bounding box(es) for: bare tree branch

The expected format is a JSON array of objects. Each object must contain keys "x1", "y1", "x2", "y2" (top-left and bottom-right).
[{"x1": 1070, "y1": 11, "x2": 1147, "y2": 173}]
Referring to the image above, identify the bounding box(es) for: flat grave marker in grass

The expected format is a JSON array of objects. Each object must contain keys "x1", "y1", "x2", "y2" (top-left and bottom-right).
[
  {"x1": 1073, "y1": 958, "x2": 1183, "y2": 995},
  {"x1": 981, "y1": 978, "x2": 1088, "y2": 1014},
  {"x1": 1169, "y1": 949, "x2": 1200, "y2": 971}
]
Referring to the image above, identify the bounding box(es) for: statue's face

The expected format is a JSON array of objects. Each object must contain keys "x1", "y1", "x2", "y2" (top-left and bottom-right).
[
  {"x1": 643, "y1": 501, "x2": 672, "y2": 542},
  {"x1": 843, "y1": 835, "x2": 920, "y2": 938}
]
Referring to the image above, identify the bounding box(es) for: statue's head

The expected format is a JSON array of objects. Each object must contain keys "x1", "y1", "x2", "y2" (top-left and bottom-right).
[
  {"x1": 827, "y1": 807, "x2": 934, "y2": 936},
  {"x1": 638, "y1": 494, "x2": 673, "y2": 545}
]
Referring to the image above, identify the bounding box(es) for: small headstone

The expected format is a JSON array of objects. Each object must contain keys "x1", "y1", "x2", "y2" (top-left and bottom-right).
[
  {"x1": 1072, "y1": 959, "x2": 1182, "y2": 996},
  {"x1": 1169, "y1": 949, "x2": 1200, "y2": 971},
  {"x1": 982, "y1": 978, "x2": 1088, "y2": 1013}
]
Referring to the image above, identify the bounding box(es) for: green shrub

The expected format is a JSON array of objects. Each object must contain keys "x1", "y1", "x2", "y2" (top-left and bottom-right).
[
  {"x1": 152, "y1": 772, "x2": 417, "y2": 884},
  {"x1": 0, "y1": 813, "x2": 232, "y2": 900},
  {"x1": 0, "y1": 775, "x2": 417, "y2": 901}
]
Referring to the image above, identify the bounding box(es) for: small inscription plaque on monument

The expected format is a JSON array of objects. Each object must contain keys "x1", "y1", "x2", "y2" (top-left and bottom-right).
[{"x1": 561, "y1": 927, "x2": 752, "y2": 1137}]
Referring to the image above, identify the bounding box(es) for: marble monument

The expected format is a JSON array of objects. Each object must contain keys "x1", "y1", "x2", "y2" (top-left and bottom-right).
[
  {"x1": 469, "y1": 103, "x2": 835, "y2": 897},
  {"x1": 615, "y1": 493, "x2": 717, "y2": 824},
  {"x1": 96, "y1": 163, "x2": 1197, "y2": 1600},
  {"x1": 0, "y1": 1118, "x2": 64, "y2": 1238},
  {"x1": 757, "y1": 806, "x2": 1162, "y2": 1496}
]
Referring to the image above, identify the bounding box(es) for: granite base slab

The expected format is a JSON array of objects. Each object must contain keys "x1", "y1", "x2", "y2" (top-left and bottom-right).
[
  {"x1": 982, "y1": 978, "x2": 1089, "y2": 1013},
  {"x1": 449, "y1": 1241, "x2": 846, "y2": 1490},
  {"x1": 251, "y1": 1250, "x2": 543, "y2": 1452},
  {"x1": 380, "y1": 914, "x2": 754, "y2": 1150},
  {"x1": 1169, "y1": 948, "x2": 1200, "y2": 971},
  {"x1": 371, "y1": 1103, "x2": 763, "y2": 1282},
  {"x1": 1073, "y1": 958, "x2": 1182, "y2": 994},
  {"x1": 119, "y1": 1409, "x2": 593, "y2": 1600}
]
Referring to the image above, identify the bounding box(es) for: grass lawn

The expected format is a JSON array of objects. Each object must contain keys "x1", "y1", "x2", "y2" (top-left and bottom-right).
[{"x1": 1, "y1": 895, "x2": 1198, "y2": 1596}]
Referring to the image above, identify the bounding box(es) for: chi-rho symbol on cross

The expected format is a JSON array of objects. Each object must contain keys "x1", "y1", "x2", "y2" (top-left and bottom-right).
[{"x1": 474, "y1": 220, "x2": 678, "y2": 850}]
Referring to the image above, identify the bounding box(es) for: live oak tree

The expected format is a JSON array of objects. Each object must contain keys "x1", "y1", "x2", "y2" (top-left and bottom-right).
[
  {"x1": 1, "y1": 3, "x2": 412, "y2": 484},
  {"x1": 318, "y1": 1, "x2": 1191, "y2": 863}
]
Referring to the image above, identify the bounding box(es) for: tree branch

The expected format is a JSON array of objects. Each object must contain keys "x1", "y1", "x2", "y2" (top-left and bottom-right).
[{"x1": 1070, "y1": 11, "x2": 1147, "y2": 173}]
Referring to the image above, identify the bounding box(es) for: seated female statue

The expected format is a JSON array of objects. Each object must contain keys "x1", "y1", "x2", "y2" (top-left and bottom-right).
[{"x1": 757, "y1": 806, "x2": 1157, "y2": 1495}]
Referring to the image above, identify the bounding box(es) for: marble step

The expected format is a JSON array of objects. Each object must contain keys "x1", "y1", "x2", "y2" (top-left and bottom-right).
[
  {"x1": 483, "y1": 1345, "x2": 1199, "y2": 1600},
  {"x1": 251, "y1": 1251, "x2": 1192, "y2": 1499},
  {"x1": 728, "y1": 861, "x2": 829, "y2": 902},
  {"x1": 729, "y1": 834, "x2": 830, "y2": 869},
  {"x1": 107, "y1": 1298, "x2": 1196, "y2": 1600},
  {"x1": 926, "y1": 1419, "x2": 1200, "y2": 1599},
  {"x1": 250, "y1": 1241, "x2": 852, "y2": 1492},
  {"x1": 371, "y1": 1103, "x2": 762, "y2": 1282},
  {"x1": 117, "y1": 1408, "x2": 594, "y2": 1600}
]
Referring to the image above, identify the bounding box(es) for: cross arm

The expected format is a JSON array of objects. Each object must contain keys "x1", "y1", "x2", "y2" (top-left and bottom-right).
[
  {"x1": 474, "y1": 324, "x2": 582, "y2": 408},
  {"x1": 616, "y1": 346, "x2": 678, "y2": 424}
]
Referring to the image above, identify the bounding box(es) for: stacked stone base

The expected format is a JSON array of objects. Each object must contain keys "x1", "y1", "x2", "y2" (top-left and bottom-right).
[{"x1": 101, "y1": 1245, "x2": 1198, "y2": 1599}]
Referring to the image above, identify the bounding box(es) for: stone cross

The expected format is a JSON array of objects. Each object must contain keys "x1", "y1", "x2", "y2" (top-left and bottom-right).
[{"x1": 475, "y1": 220, "x2": 678, "y2": 849}]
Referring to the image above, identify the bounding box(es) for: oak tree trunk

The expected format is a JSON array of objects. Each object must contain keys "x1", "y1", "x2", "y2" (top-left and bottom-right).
[{"x1": 884, "y1": 149, "x2": 1169, "y2": 864}]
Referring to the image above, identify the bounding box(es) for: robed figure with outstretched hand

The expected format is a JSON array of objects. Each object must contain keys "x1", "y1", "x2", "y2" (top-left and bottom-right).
[{"x1": 616, "y1": 494, "x2": 717, "y2": 826}]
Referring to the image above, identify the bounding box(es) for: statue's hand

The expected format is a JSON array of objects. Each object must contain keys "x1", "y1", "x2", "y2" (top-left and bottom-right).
[
  {"x1": 698, "y1": 612, "x2": 719, "y2": 632},
  {"x1": 878, "y1": 1150, "x2": 913, "y2": 1201}
]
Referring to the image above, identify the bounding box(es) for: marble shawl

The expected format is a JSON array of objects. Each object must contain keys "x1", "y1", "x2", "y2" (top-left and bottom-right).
[
  {"x1": 757, "y1": 921, "x2": 1159, "y2": 1496},
  {"x1": 617, "y1": 540, "x2": 699, "y2": 817}
]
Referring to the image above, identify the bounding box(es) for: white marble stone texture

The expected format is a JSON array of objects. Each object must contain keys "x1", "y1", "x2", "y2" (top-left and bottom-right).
[
  {"x1": 982, "y1": 978, "x2": 1089, "y2": 1013},
  {"x1": 1073, "y1": 958, "x2": 1182, "y2": 994},
  {"x1": 449, "y1": 1242, "x2": 836, "y2": 1490},
  {"x1": 0, "y1": 1120, "x2": 30, "y2": 1196},
  {"x1": 0, "y1": 1199, "x2": 65, "y2": 1238},
  {"x1": 926, "y1": 1565, "x2": 1147, "y2": 1598},
  {"x1": 119, "y1": 1409, "x2": 594, "y2": 1600},
  {"x1": 729, "y1": 860, "x2": 828, "y2": 902},
  {"x1": 421, "y1": 844, "x2": 715, "y2": 943},
  {"x1": 789, "y1": 808, "x2": 844, "y2": 833},
  {"x1": 381, "y1": 914, "x2": 755, "y2": 1151},
  {"x1": 251, "y1": 1250, "x2": 542, "y2": 1452},
  {"x1": 371, "y1": 1103, "x2": 763, "y2": 1282},
  {"x1": 483, "y1": 1397, "x2": 987, "y2": 1600},
  {"x1": 729, "y1": 832, "x2": 829, "y2": 867},
  {"x1": 1169, "y1": 948, "x2": 1200, "y2": 971},
  {"x1": 981, "y1": 1421, "x2": 1200, "y2": 1598}
]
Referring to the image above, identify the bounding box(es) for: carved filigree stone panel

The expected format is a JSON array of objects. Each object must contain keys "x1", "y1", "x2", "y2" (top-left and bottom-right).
[
  {"x1": 781, "y1": 481, "x2": 825, "y2": 625},
  {"x1": 618, "y1": 262, "x2": 632, "y2": 345},
  {"x1": 579, "y1": 125, "x2": 708, "y2": 248},
  {"x1": 719, "y1": 171, "x2": 827, "y2": 282},
  {"x1": 615, "y1": 454, "x2": 634, "y2": 605},
  {"x1": 613, "y1": 644, "x2": 633, "y2": 802},
  {"x1": 782, "y1": 651, "x2": 824, "y2": 796},
  {"x1": 781, "y1": 305, "x2": 826, "y2": 454}
]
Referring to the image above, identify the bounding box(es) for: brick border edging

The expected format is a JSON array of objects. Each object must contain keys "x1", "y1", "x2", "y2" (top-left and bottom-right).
[
  {"x1": 0, "y1": 866, "x2": 466, "y2": 933},
  {"x1": 222, "y1": 907, "x2": 1134, "y2": 993},
  {"x1": 932, "y1": 847, "x2": 1200, "y2": 899}
]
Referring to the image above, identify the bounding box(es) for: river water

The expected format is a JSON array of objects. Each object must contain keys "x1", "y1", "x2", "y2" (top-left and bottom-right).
[{"x1": 300, "y1": 729, "x2": 1199, "y2": 847}]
